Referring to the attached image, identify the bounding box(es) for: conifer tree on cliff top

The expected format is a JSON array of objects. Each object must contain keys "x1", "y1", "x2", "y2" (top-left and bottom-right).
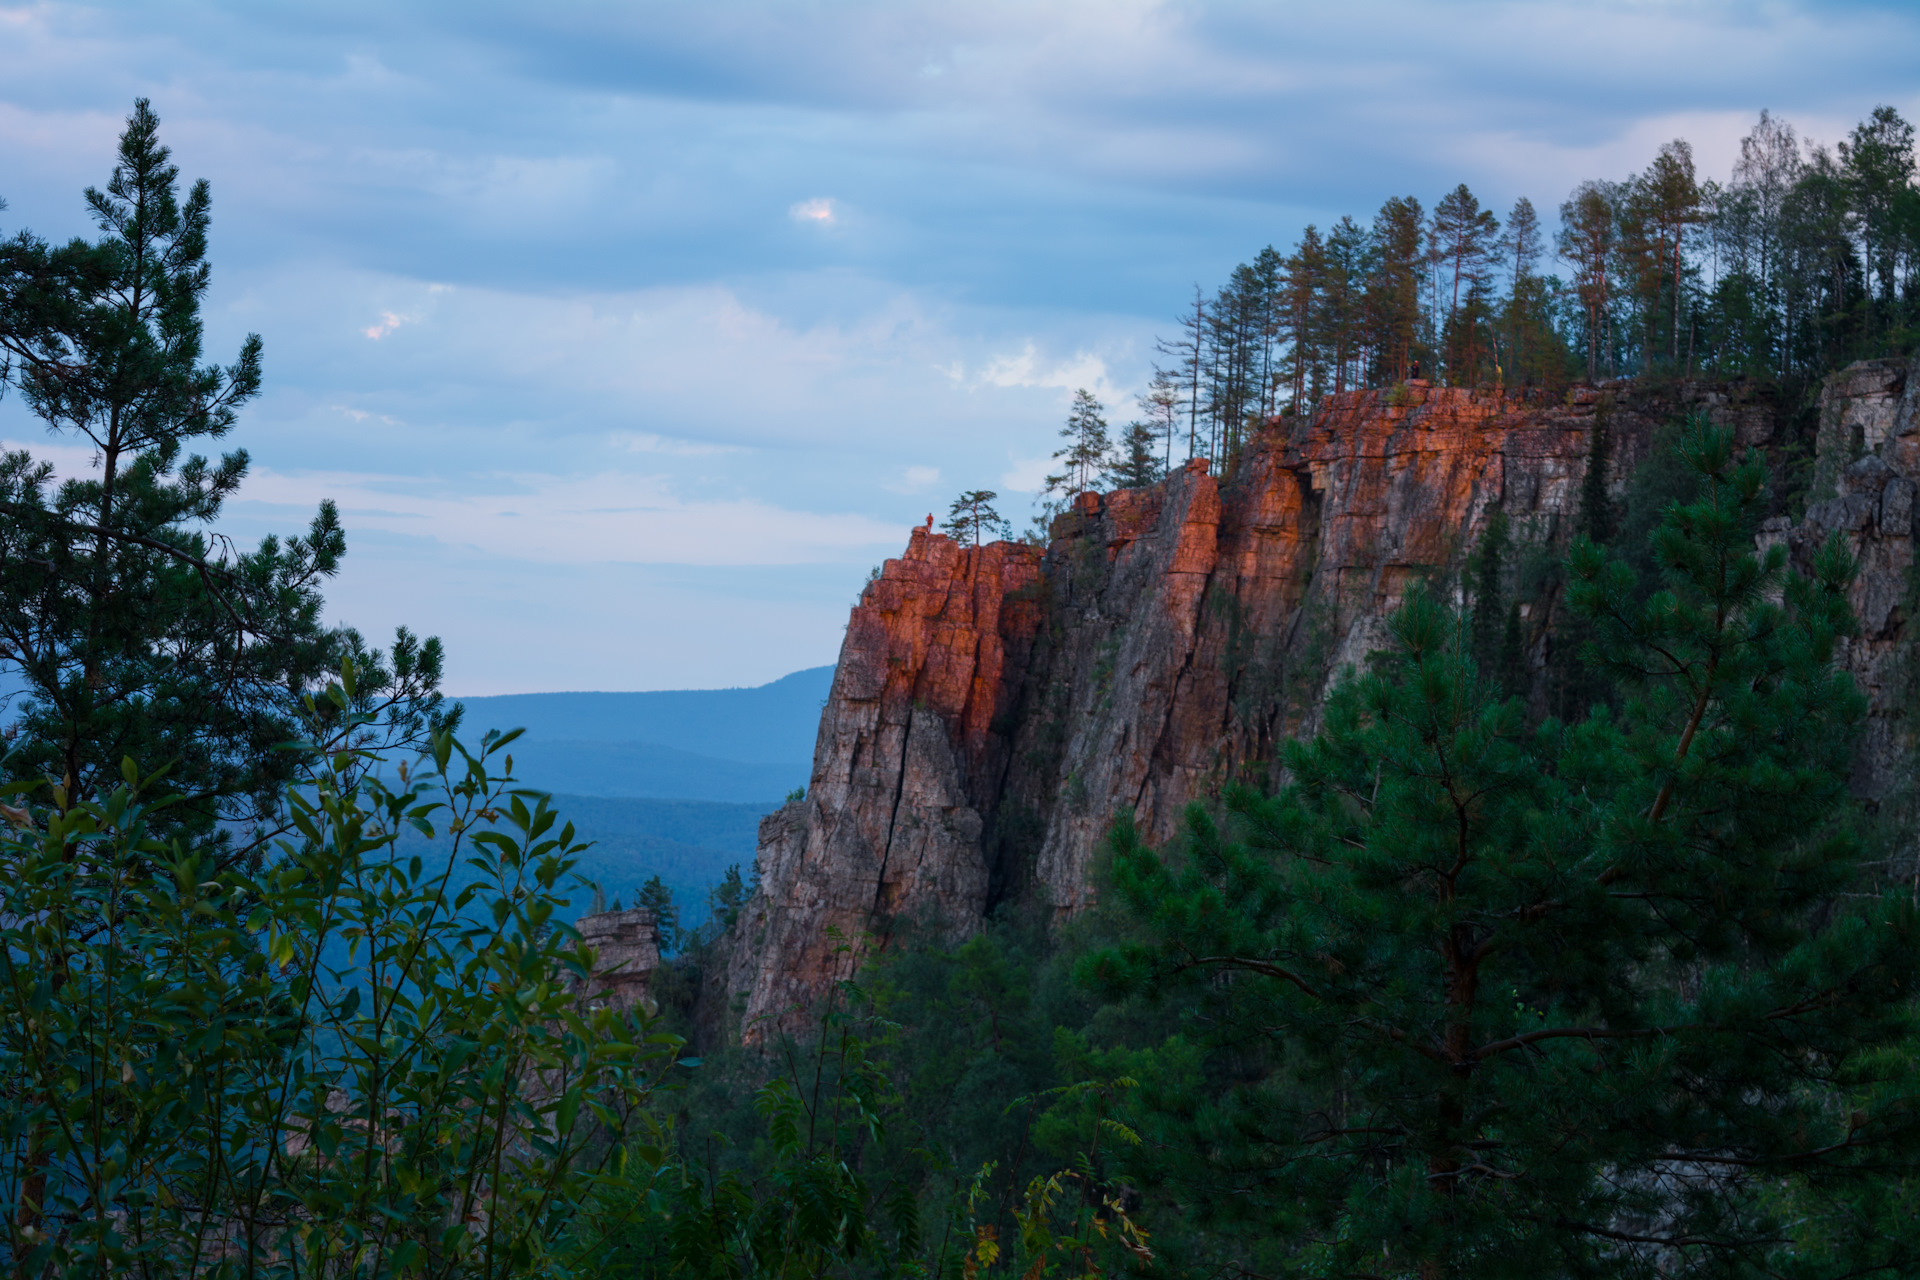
[
  {"x1": 0, "y1": 100, "x2": 450, "y2": 856},
  {"x1": 1107, "y1": 417, "x2": 1165, "y2": 490},
  {"x1": 1046, "y1": 388, "x2": 1112, "y2": 497},
  {"x1": 942, "y1": 488, "x2": 1009, "y2": 548},
  {"x1": 1085, "y1": 416, "x2": 1920, "y2": 1277}
]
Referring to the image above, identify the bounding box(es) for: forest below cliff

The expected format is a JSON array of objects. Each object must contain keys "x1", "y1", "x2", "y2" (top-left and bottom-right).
[{"x1": 4, "y1": 100, "x2": 1920, "y2": 1280}]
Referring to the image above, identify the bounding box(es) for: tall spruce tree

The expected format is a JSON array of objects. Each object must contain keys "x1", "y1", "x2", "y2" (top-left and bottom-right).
[
  {"x1": 0, "y1": 100, "x2": 448, "y2": 853},
  {"x1": 1088, "y1": 416, "x2": 1920, "y2": 1277}
]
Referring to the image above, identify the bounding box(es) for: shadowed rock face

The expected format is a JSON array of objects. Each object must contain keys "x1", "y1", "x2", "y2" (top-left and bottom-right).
[
  {"x1": 1773, "y1": 356, "x2": 1920, "y2": 803},
  {"x1": 719, "y1": 368, "x2": 1917, "y2": 1040}
]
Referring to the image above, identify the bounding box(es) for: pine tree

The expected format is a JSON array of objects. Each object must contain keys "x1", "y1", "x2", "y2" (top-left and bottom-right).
[
  {"x1": 1321, "y1": 216, "x2": 1375, "y2": 394},
  {"x1": 1839, "y1": 105, "x2": 1916, "y2": 329},
  {"x1": 1558, "y1": 181, "x2": 1619, "y2": 380},
  {"x1": 1498, "y1": 600, "x2": 1526, "y2": 699},
  {"x1": 1468, "y1": 509, "x2": 1509, "y2": 677},
  {"x1": 1579, "y1": 396, "x2": 1616, "y2": 544},
  {"x1": 1430, "y1": 185, "x2": 1501, "y2": 383},
  {"x1": 636, "y1": 874, "x2": 681, "y2": 954},
  {"x1": 1139, "y1": 370, "x2": 1182, "y2": 471},
  {"x1": 1366, "y1": 196, "x2": 1426, "y2": 386},
  {"x1": 1089, "y1": 416, "x2": 1920, "y2": 1277},
  {"x1": 1500, "y1": 196, "x2": 1543, "y2": 382},
  {"x1": 0, "y1": 100, "x2": 449, "y2": 856},
  {"x1": 1045, "y1": 389, "x2": 1112, "y2": 497},
  {"x1": 1155, "y1": 290, "x2": 1206, "y2": 460},
  {"x1": 1108, "y1": 419, "x2": 1165, "y2": 490},
  {"x1": 1718, "y1": 111, "x2": 1802, "y2": 373},
  {"x1": 1282, "y1": 226, "x2": 1328, "y2": 411},
  {"x1": 1208, "y1": 261, "x2": 1273, "y2": 464},
  {"x1": 1635, "y1": 140, "x2": 1703, "y2": 366},
  {"x1": 942, "y1": 489, "x2": 1009, "y2": 548}
]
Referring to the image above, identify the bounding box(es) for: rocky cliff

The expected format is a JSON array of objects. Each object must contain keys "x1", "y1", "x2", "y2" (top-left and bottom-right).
[
  {"x1": 1771, "y1": 357, "x2": 1920, "y2": 803},
  {"x1": 718, "y1": 365, "x2": 1918, "y2": 1040}
]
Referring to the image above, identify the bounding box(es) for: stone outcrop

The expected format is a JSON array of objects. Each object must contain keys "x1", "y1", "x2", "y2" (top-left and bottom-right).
[
  {"x1": 576, "y1": 908, "x2": 661, "y2": 1013},
  {"x1": 719, "y1": 368, "x2": 1919, "y2": 1039}
]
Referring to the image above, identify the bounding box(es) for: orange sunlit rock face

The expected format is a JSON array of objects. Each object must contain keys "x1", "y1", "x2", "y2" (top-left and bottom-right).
[
  {"x1": 719, "y1": 365, "x2": 1918, "y2": 1040},
  {"x1": 720, "y1": 529, "x2": 1044, "y2": 1037}
]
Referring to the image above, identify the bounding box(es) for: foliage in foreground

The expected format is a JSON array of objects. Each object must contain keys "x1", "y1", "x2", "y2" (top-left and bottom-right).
[{"x1": 0, "y1": 668, "x2": 681, "y2": 1279}]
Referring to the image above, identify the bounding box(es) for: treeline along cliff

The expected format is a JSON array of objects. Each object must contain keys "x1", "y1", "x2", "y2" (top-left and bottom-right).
[{"x1": 714, "y1": 358, "x2": 1920, "y2": 1038}]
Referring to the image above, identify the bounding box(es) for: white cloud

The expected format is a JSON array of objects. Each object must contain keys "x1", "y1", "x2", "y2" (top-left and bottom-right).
[
  {"x1": 975, "y1": 342, "x2": 1115, "y2": 401},
  {"x1": 882, "y1": 464, "x2": 940, "y2": 493},
  {"x1": 616, "y1": 432, "x2": 747, "y2": 457},
  {"x1": 236, "y1": 466, "x2": 907, "y2": 567},
  {"x1": 788, "y1": 197, "x2": 837, "y2": 224},
  {"x1": 330, "y1": 405, "x2": 403, "y2": 426},
  {"x1": 0, "y1": 435, "x2": 100, "y2": 481},
  {"x1": 363, "y1": 310, "x2": 410, "y2": 340}
]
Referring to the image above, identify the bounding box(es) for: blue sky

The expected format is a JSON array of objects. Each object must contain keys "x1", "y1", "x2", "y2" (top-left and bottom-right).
[{"x1": 2, "y1": 1, "x2": 1915, "y2": 693}]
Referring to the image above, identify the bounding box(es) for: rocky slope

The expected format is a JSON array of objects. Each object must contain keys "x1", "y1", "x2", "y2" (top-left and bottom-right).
[{"x1": 716, "y1": 364, "x2": 1917, "y2": 1041}]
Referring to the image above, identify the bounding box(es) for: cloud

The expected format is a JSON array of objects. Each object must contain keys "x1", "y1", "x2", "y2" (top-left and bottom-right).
[
  {"x1": 5, "y1": 0, "x2": 1915, "y2": 689},
  {"x1": 330, "y1": 405, "x2": 403, "y2": 426},
  {"x1": 362, "y1": 310, "x2": 410, "y2": 340},
  {"x1": 617, "y1": 432, "x2": 747, "y2": 457},
  {"x1": 975, "y1": 342, "x2": 1115, "y2": 401},
  {"x1": 235, "y1": 465, "x2": 908, "y2": 567},
  {"x1": 788, "y1": 196, "x2": 837, "y2": 224},
  {"x1": 882, "y1": 464, "x2": 940, "y2": 493},
  {"x1": 0, "y1": 435, "x2": 103, "y2": 483}
]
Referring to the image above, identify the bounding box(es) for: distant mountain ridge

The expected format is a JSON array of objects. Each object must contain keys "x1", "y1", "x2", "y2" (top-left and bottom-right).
[
  {"x1": 453, "y1": 666, "x2": 833, "y2": 764},
  {"x1": 437, "y1": 668, "x2": 834, "y2": 919},
  {"x1": 499, "y1": 740, "x2": 806, "y2": 804}
]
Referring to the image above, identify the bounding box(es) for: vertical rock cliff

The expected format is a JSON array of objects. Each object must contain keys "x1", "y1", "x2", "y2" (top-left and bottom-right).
[
  {"x1": 718, "y1": 367, "x2": 1917, "y2": 1040},
  {"x1": 1771, "y1": 357, "x2": 1920, "y2": 802}
]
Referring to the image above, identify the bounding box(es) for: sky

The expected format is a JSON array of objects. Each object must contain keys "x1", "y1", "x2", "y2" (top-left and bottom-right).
[{"x1": 1, "y1": 1, "x2": 1916, "y2": 694}]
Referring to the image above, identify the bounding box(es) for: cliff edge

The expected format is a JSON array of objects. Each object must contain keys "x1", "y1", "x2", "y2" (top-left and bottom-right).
[{"x1": 718, "y1": 367, "x2": 1916, "y2": 1040}]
